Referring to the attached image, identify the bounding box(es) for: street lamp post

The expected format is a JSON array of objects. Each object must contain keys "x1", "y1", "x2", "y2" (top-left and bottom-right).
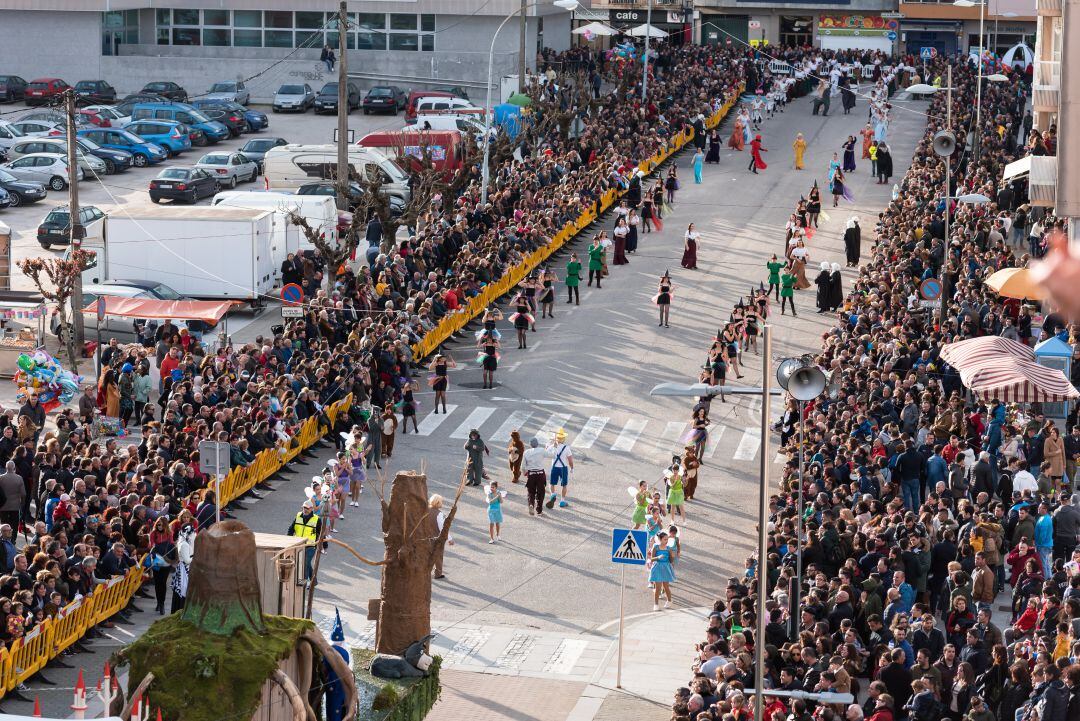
[
  {"x1": 642, "y1": 0, "x2": 653, "y2": 101},
  {"x1": 481, "y1": 0, "x2": 579, "y2": 205},
  {"x1": 955, "y1": 0, "x2": 986, "y2": 161}
]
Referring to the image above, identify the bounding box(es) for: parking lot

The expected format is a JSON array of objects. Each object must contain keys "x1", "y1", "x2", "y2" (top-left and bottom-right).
[{"x1": 0, "y1": 100, "x2": 414, "y2": 291}]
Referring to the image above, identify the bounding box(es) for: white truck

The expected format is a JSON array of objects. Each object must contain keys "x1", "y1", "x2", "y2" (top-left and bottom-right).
[
  {"x1": 79, "y1": 206, "x2": 284, "y2": 302},
  {"x1": 210, "y1": 191, "x2": 339, "y2": 270}
]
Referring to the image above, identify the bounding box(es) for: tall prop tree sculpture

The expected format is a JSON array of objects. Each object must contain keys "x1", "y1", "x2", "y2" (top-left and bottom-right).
[
  {"x1": 285, "y1": 209, "x2": 364, "y2": 293},
  {"x1": 18, "y1": 248, "x2": 91, "y2": 373}
]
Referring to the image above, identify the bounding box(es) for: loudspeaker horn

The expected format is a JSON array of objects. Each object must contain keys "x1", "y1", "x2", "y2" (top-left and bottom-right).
[
  {"x1": 933, "y1": 130, "x2": 956, "y2": 157},
  {"x1": 787, "y1": 366, "x2": 827, "y2": 401},
  {"x1": 776, "y1": 358, "x2": 802, "y2": 391}
]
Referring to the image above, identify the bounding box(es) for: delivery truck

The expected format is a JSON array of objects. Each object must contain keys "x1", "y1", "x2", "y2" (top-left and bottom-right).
[{"x1": 79, "y1": 206, "x2": 282, "y2": 302}]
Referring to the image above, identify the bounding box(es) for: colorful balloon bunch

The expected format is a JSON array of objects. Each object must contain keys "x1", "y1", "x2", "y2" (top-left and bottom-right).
[{"x1": 13, "y1": 350, "x2": 83, "y2": 412}]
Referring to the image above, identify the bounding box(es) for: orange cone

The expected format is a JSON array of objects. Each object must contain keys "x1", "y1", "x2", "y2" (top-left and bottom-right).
[{"x1": 33, "y1": 696, "x2": 42, "y2": 717}]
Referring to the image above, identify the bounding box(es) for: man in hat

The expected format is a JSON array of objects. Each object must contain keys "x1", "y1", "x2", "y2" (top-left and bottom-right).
[
  {"x1": 287, "y1": 499, "x2": 322, "y2": 582},
  {"x1": 546, "y1": 428, "x2": 574, "y2": 509}
]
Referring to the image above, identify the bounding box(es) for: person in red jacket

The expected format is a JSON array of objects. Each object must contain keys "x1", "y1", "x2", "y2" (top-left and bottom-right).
[
  {"x1": 1005, "y1": 538, "x2": 1039, "y2": 586},
  {"x1": 158, "y1": 346, "x2": 180, "y2": 392},
  {"x1": 867, "y1": 694, "x2": 895, "y2": 721}
]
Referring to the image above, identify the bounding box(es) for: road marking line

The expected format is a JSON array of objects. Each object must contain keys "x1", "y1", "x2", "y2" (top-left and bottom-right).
[
  {"x1": 449, "y1": 407, "x2": 497, "y2": 439},
  {"x1": 733, "y1": 427, "x2": 761, "y2": 461},
  {"x1": 658, "y1": 421, "x2": 688, "y2": 454},
  {"x1": 415, "y1": 405, "x2": 458, "y2": 436},
  {"x1": 611, "y1": 418, "x2": 648, "y2": 452},
  {"x1": 534, "y1": 413, "x2": 572, "y2": 443},
  {"x1": 705, "y1": 426, "x2": 726, "y2": 458},
  {"x1": 491, "y1": 410, "x2": 533, "y2": 442},
  {"x1": 574, "y1": 416, "x2": 609, "y2": 449},
  {"x1": 543, "y1": 638, "x2": 590, "y2": 675}
]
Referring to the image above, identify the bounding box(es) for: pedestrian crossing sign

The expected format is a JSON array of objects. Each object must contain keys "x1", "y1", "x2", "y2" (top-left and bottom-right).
[{"x1": 610, "y1": 528, "x2": 648, "y2": 566}]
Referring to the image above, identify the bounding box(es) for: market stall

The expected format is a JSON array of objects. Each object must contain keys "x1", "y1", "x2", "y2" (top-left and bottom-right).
[{"x1": 0, "y1": 291, "x2": 48, "y2": 378}]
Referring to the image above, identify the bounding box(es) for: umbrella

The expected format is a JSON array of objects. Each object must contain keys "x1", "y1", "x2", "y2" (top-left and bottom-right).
[
  {"x1": 627, "y1": 23, "x2": 668, "y2": 38},
  {"x1": 1002, "y1": 43, "x2": 1034, "y2": 70},
  {"x1": 506, "y1": 93, "x2": 533, "y2": 107},
  {"x1": 984, "y1": 267, "x2": 1047, "y2": 300},
  {"x1": 573, "y1": 21, "x2": 618, "y2": 37}
]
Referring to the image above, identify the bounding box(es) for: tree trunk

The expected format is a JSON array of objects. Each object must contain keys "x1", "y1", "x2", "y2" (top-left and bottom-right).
[
  {"x1": 375, "y1": 470, "x2": 446, "y2": 653},
  {"x1": 380, "y1": 223, "x2": 399, "y2": 255},
  {"x1": 181, "y1": 520, "x2": 267, "y2": 635}
]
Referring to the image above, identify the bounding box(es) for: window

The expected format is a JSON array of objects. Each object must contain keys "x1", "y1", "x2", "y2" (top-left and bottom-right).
[
  {"x1": 173, "y1": 28, "x2": 200, "y2": 45},
  {"x1": 421, "y1": 15, "x2": 435, "y2": 32},
  {"x1": 265, "y1": 11, "x2": 292, "y2": 28},
  {"x1": 234, "y1": 29, "x2": 262, "y2": 47},
  {"x1": 203, "y1": 9, "x2": 229, "y2": 26},
  {"x1": 234, "y1": 10, "x2": 260, "y2": 28},
  {"x1": 296, "y1": 11, "x2": 325, "y2": 29},
  {"x1": 265, "y1": 30, "x2": 293, "y2": 48},
  {"x1": 390, "y1": 14, "x2": 417, "y2": 31},
  {"x1": 102, "y1": 10, "x2": 138, "y2": 55},
  {"x1": 204, "y1": 29, "x2": 230, "y2": 46},
  {"x1": 173, "y1": 9, "x2": 199, "y2": 26}
]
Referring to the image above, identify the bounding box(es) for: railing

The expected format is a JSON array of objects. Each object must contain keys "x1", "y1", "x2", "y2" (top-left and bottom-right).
[
  {"x1": 0, "y1": 394, "x2": 354, "y2": 701},
  {"x1": 1033, "y1": 59, "x2": 1060, "y2": 111},
  {"x1": 0, "y1": 553, "x2": 146, "y2": 700},
  {"x1": 409, "y1": 90, "x2": 742, "y2": 362}
]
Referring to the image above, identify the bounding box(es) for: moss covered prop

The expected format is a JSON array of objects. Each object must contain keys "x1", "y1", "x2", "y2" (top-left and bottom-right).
[
  {"x1": 117, "y1": 613, "x2": 314, "y2": 721},
  {"x1": 181, "y1": 521, "x2": 266, "y2": 635},
  {"x1": 353, "y1": 648, "x2": 442, "y2": 721}
]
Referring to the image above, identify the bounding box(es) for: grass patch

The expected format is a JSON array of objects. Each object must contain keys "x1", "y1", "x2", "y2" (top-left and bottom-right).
[{"x1": 352, "y1": 648, "x2": 442, "y2": 721}]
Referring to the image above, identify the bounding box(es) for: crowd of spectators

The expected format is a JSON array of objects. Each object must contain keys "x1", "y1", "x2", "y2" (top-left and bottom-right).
[
  {"x1": 671, "y1": 52, "x2": 1080, "y2": 721},
  {"x1": 0, "y1": 41, "x2": 750, "y2": 655}
]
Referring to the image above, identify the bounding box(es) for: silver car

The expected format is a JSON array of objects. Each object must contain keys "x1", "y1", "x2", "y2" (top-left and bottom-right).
[
  {"x1": 6, "y1": 137, "x2": 107, "y2": 176},
  {"x1": 193, "y1": 151, "x2": 259, "y2": 188},
  {"x1": 273, "y1": 83, "x2": 315, "y2": 113},
  {"x1": 1, "y1": 153, "x2": 83, "y2": 190},
  {"x1": 206, "y1": 80, "x2": 250, "y2": 106},
  {"x1": 8, "y1": 119, "x2": 63, "y2": 138}
]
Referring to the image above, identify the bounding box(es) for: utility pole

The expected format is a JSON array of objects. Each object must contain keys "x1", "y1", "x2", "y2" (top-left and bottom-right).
[
  {"x1": 65, "y1": 89, "x2": 85, "y2": 345},
  {"x1": 752, "y1": 326, "x2": 771, "y2": 721},
  {"x1": 941, "y1": 64, "x2": 953, "y2": 325},
  {"x1": 518, "y1": 0, "x2": 528, "y2": 93},
  {"x1": 641, "y1": 0, "x2": 653, "y2": 101},
  {"x1": 335, "y1": 1, "x2": 349, "y2": 213}
]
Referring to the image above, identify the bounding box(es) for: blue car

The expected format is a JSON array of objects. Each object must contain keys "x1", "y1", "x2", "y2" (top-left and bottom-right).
[
  {"x1": 122, "y1": 119, "x2": 192, "y2": 157},
  {"x1": 76, "y1": 128, "x2": 167, "y2": 167},
  {"x1": 191, "y1": 99, "x2": 268, "y2": 132},
  {"x1": 128, "y1": 102, "x2": 229, "y2": 144}
]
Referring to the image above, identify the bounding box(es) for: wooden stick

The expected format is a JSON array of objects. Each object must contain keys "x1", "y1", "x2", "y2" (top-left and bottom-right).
[
  {"x1": 119, "y1": 672, "x2": 154, "y2": 721},
  {"x1": 300, "y1": 630, "x2": 359, "y2": 721},
  {"x1": 325, "y1": 537, "x2": 387, "y2": 566},
  {"x1": 270, "y1": 669, "x2": 307, "y2": 721}
]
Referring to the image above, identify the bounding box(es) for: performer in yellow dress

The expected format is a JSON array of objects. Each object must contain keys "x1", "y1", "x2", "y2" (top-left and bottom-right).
[{"x1": 792, "y1": 133, "x2": 807, "y2": 170}]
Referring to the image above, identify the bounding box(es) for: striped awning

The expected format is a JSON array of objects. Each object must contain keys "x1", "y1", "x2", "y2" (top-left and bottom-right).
[
  {"x1": 959, "y1": 358, "x2": 1080, "y2": 403},
  {"x1": 939, "y1": 335, "x2": 1034, "y2": 370}
]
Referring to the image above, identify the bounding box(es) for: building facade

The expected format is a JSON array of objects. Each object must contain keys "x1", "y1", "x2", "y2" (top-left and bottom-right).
[
  {"x1": 0, "y1": 1, "x2": 575, "y2": 103},
  {"x1": 897, "y1": 0, "x2": 1036, "y2": 59}
]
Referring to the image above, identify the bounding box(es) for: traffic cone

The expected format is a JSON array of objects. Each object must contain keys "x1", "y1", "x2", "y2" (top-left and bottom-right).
[{"x1": 33, "y1": 696, "x2": 41, "y2": 717}]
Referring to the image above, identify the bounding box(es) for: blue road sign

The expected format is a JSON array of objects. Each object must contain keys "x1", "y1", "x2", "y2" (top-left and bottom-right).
[
  {"x1": 920, "y1": 47, "x2": 937, "y2": 60},
  {"x1": 920, "y1": 278, "x2": 943, "y2": 301},
  {"x1": 611, "y1": 528, "x2": 648, "y2": 566},
  {"x1": 281, "y1": 283, "x2": 304, "y2": 306}
]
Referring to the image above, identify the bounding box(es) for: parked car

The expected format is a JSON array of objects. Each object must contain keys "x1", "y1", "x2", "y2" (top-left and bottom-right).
[
  {"x1": 0, "y1": 187, "x2": 11, "y2": 210},
  {"x1": 296, "y1": 180, "x2": 405, "y2": 216},
  {"x1": 199, "y1": 108, "x2": 246, "y2": 138},
  {"x1": 50, "y1": 282, "x2": 191, "y2": 339},
  {"x1": 75, "y1": 108, "x2": 112, "y2": 128},
  {"x1": 404, "y1": 90, "x2": 458, "y2": 122},
  {"x1": 25, "y1": 78, "x2": 69, "y2": 106},
  {"x1": 0, "y1": 76, "x2": 27, "y2": 103},
  {"x1": 73, "y1": 80, "x2": 117, "y2": 105},
  {"x1": 140, "y1": 81, "x2": 187, "y2": 102},
  {"x1": 76, "y1": 128, "x2": 167, "y2": 167},
  {"x1": 273, "y1": 84, "x2": 315, "y2": 113},
  {"x1": 8, "y1": 120, "x2": 63, "y2": 138},
  {"x1": 118, "y1": 93, "x2": 166, "y2": 107},
  {"x1": 1, "y1": 153, "x2": 83, "y2": 190},
  {"x1": 192, "y1": 99, "x2": 268, "y2": 132},
  {"x1": 314, "y1": 81, "x2": 361, "y2": 115},
  {"x1": 64, "y1": 136, "x2": 133, "y2": 174},
  {"x1": 0, "y1": 168, "x2": 47, "y2": 206},
  {"x1": 205, "y1": 81, "x2": 249, "y2": 105},
  {"x1": 16, "y1": 109, "x2": 66, "y2": 125},
  {"x1": 38, "y1": 205, "x2": 105, "y2": 249},
  {"x1": 149, "y1": 166, "x2": 219, "y2": 204},
  {"x1": 0, "y1": 121, "x2": 24, "y2": 151},
  {"x1": 128, "y1": 103, "x2": 229, "y2": 144},
  {"x1": 123, "y1": 119, "x2": 192, "y2": 157},
  {"x1": 7, "y1": 138, "x2": 107, "y2": 176},
  {"x1": 238, "y1": 137, "x2": 288, "y2": 164},
  {"x1": 81, "y1": 105, "x2": 131, "y2": 127},
  {"x1": 362, "y1": 86, "x2": 407, "y2": 114},
  {"x1": 193, "y1": 151, "x2": 259, "y2": 188}
]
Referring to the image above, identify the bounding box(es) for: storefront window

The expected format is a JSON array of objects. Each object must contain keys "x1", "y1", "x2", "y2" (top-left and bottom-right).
[
  {"x1": 173, "y1": 9, "x2": 200, "y2": 26},
  {"x1": 172, "y1": 27, "x2": 200, "y2": 45},
  {"x1": 203, "y1": 28, "x2": 230, "y2": 46}
]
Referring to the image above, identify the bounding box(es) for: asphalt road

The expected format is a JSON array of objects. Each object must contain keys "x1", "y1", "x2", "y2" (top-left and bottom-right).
[{"x1": 239, "y1": 90, "x2": 928, "y2": 635}]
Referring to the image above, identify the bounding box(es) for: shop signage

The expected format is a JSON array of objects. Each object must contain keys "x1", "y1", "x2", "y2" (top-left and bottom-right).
[
  {"x1": 610, "y1": 9, "x2": 645, "y2": 23},
  {"x1": 818, "y1": 15, "x2": 900, "y2": 37}
]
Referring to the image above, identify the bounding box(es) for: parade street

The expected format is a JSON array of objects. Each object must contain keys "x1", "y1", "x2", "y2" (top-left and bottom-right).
[{"x1": 239, "y1": 90, "x2": 925, "y2": 649}]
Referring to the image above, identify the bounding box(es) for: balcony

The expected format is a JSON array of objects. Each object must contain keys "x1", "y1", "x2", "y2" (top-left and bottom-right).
[
  {"x1": 1032, "y1": 59, "x2": 1060, "y2": 112},
  {"x1": 1036, "y1": 0, "x2": 1062, "y2": 16},
  {"x1": 1030, "y1": 155, "x2": 1057, "y2": 208}
]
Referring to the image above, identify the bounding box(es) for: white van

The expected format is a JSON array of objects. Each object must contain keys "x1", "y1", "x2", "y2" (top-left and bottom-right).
[
  {"x1": 261, "y1": 144, "x2": 411, "y2": 204},
  {"x1": 211, "y1": 190, "x2": 337, "y2": 270},
  {"x1": 413, "y1": 96, "x2": 482, "y2": 118},
  {"x1": 406, "y1": 114, "x2": 493, "y2": 141}
]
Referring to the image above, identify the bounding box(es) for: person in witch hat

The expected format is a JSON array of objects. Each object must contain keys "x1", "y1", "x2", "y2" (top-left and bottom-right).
[{"x1": 324, "y1": 608, "x2": 351, "y2": 721}]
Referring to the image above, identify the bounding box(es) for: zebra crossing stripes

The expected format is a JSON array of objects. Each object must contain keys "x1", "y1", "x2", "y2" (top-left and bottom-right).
[
  {"x1": 732, "y1": 427, "x2": 761, "y2": 461},
  {"x1": 705, "y1": 426, "x2": 726, "y2": 458},
  {"x1": 491, "y1": 410, "x2": 533, "y2": 442},
  {"x1": 611, "y1": 418, "x2": 648, "y2": 452},
  {"x1": 573, "y1": 416, "x2": 609, "y2": 449},
  {"x1": 449, "y1": 406, "x2": 498, "y2": 439},
  {"x1": 414, "y1": 404, "x2": 459, "y2": 436},
  {"x1": 534, "y1": 413, "x2": 572, "y2": 443}
]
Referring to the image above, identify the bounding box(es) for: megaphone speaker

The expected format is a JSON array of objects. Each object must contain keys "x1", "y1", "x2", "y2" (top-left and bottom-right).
[
  {"x1": 788, "y1": 367, "x2": 827, "y2": 400},
  {"x1": 933, "y1": 130, "x2": 955, "y2": 157}
]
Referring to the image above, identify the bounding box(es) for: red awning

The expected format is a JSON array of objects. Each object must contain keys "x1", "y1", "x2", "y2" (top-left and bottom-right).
[
  {"x1": 81, "y1": 297, "x2": 239, "y2": 324},
  {"x1": 959, "y1": 357, "x2": 1080, "y2": 403},
  {"x1": 939, "y1": 336, "x2": 1035, "y2": 369}
]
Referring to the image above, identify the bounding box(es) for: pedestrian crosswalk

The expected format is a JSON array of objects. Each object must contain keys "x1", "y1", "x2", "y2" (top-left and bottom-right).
[{"x1": 399, "y1": 403, "x2": 785, "y2": 464}]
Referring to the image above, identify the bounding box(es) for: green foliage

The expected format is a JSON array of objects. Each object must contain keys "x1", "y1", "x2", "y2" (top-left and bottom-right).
[
  {"x1": 373, "y1": 684, "x2": 401, "y2": 710},
  {"x1": 117, "y1": 614, "x2": 314, "y2": 721}
]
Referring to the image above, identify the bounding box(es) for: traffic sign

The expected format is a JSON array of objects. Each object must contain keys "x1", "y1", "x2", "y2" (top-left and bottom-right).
[
  {"x1": 920, "y1": 278, "x2": 943, "y2": 301},
  {"x1": 198, "y1": 440, "x2": 232, "y2": 478},
  {"x1": 96, "y1": 296, "x2": 106, "y2": 321},
  {"x1": 920, "y1": 47, "x2": 938, "y2": 60},
  {"x1": 611, "y1": 528, "x2": 648, "y2": 566},
  {"x1": 281, "y1": 306, "x2": 304, "y2": 318},
  {"x1": 281, "y1": 283, "x2": 304, "y2": 306}
]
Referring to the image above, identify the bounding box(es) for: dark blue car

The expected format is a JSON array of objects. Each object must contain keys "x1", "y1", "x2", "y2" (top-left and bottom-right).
[{"x1": 192, "y1": 99, "x2": 268, "y2": 132}]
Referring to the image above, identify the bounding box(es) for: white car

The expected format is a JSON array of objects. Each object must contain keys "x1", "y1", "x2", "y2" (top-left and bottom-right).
[
  {"x1": 0, "y1": 120, "x2": 26, "y2": 151},
  {"x1": 6, "y1": 137, "x2": 107, "y2": 176},
  {"x1": 193, "y1": 151, "x2": 259, "y2": 189},
  {"x1": 8, "y1": 119, "x2": 64, "y2": 138},
  {"x1": 81, "y1": 105, "x2": 131, "y2": 127},
  {"x1": 1, "y1": 153, "x2": 83, "y2": 190}
]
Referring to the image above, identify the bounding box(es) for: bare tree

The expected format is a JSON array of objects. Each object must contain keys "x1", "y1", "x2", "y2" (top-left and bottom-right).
[
  {"x1": 18, "y1": 248, "x2": 91, "y2": 373},
  {"x1": 285, "y1": 210, "x2": 364, "y2": 293}
]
